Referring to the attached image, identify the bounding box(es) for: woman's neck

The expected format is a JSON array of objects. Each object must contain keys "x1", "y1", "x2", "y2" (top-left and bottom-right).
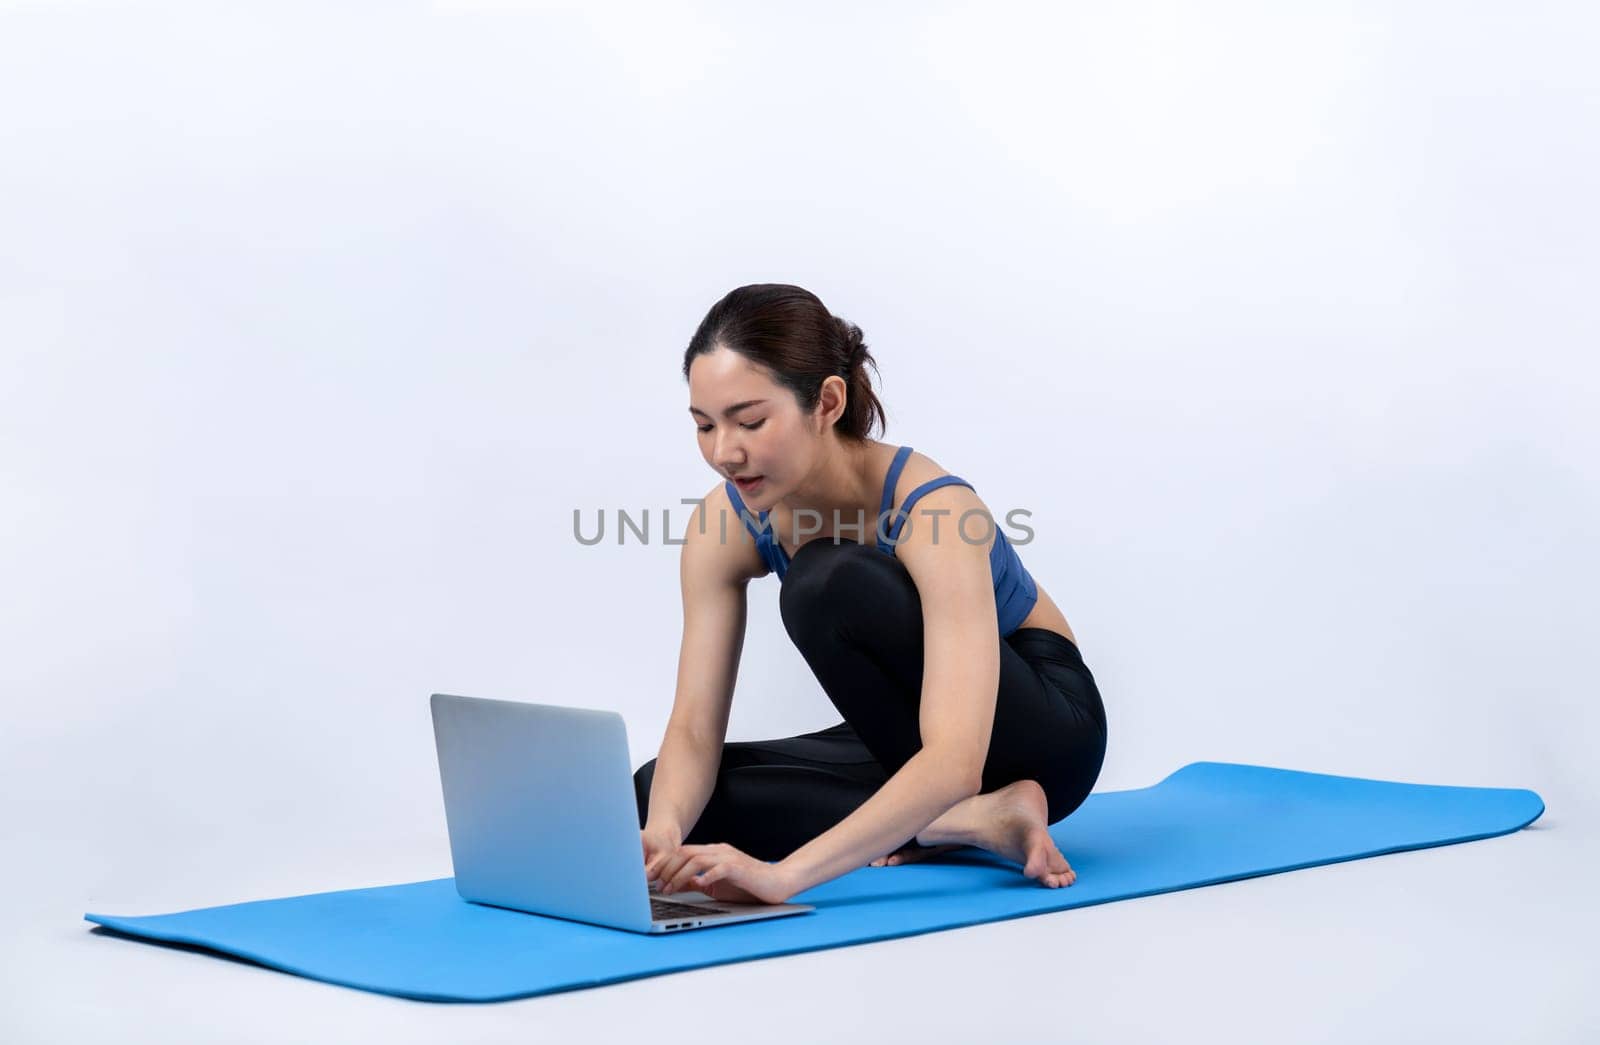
[{"x1": 773, "y1": 438, "x2": 887, "y2": 544}]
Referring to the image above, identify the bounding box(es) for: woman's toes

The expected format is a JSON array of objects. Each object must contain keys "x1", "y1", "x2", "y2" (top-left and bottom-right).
[{"x1": 872, "y1": 842, "x2": 962, "y2": 871}]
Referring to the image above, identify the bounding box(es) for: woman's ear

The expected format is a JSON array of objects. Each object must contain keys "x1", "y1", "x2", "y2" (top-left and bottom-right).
[{"x1": 814, "y1": 375, "x2": 848, "y2": 433}]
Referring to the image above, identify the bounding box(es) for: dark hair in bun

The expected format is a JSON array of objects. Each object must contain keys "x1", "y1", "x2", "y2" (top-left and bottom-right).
[{"x1": 682, "y1": 283, "x2": 886, "y2": 442}]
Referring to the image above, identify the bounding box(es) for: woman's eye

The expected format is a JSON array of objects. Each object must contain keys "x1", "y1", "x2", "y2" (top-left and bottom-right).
[
  {"x1": 697, "y1": 424, "x2": 713, "y2": 433},
  {"x1": 696, "y1": 420, "x2": 765, "y2": 433}
]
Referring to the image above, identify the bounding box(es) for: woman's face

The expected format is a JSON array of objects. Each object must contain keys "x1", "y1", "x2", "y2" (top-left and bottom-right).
[{"x1": 687, "y1": 346, "x2": 821, "y2": 509}]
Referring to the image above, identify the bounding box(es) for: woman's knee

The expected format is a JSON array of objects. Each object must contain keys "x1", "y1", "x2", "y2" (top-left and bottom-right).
[
  {"x1": 1040, "y1": 735, "x2": 1108, "y2": 824},
  {"x1": 779, "y1": 539, "x2": 912, "y2": 636}
]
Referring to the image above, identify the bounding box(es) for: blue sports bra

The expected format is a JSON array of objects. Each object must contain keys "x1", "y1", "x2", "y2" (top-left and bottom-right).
[{"x1": 722, "y1": 444, "x2": 1040, "y2": 636}]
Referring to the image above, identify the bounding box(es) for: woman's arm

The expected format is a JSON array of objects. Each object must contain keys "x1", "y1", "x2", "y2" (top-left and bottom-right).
[
  {"x1": 777, "y1": 748, "x2": 981, "y2": 896},
  {"x1": 776, "y1": 485, "x2": 1001, "y2": 896},
  {"x1": 645, "y1": 487, "x2": 766, "y2": 839},
  {"x1": 644, "y1": 729, "x2": 721, "y2": 843}
]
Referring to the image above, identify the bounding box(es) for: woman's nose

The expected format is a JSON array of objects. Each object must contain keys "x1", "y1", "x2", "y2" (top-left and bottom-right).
[{"x1": 713, "y1": 433, "x2": 744, "y2": 469}]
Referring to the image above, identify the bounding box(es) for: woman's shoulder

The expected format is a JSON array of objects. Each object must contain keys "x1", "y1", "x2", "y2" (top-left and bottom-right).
[
  {"x1": 883, "y1": 444, "x2": 975, "y2": 507},
  {"x1": 682, "y1": 478, "x2": 770, "y2": 582},
  {"x1": 880, "y1": 444, "x2": 996, "y2": 562}
]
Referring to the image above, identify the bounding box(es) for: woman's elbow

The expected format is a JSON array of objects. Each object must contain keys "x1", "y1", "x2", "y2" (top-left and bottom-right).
[
  {"x1": 959, "y1": 769, "x2": 984, "y2": 799},
  {"x1": 922, "y1": 743, "x2": 984, "y2": 799},
  {"x1": 949, "y1": 756, "x2": 985, "y2": 799}
]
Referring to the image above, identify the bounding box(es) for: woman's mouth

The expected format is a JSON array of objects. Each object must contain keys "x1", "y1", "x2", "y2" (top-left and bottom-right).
[{"x1": 733, "y1": 475, "x2": 764, "y2": 491}]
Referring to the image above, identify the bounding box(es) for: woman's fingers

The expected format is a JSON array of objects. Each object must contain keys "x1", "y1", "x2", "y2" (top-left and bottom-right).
[
  {"x1": 667, "y1": 855, "x2": 717, "y2": 895},
  {"x1": 652, "y1": 849, "x2": 692, "y2": 888},
  {"x1": 655, "y1": 847, "x2": 706, "y2": 891},
  {"x1": 651, "y1": 843, "x2": 741, "y2": 894},
  {"x1": 662, "y1": 849, "x2": 719, "y2": 894}
]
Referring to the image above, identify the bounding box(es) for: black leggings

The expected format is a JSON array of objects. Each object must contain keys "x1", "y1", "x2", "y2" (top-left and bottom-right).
[{"x1": 633, "y1": 537, "x2": 1108, "y2": 862}]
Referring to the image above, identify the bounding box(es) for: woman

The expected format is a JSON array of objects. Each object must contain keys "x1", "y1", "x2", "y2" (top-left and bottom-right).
[{"x1": 635, "y1": 284, "x2": 1107, "y2": 905}]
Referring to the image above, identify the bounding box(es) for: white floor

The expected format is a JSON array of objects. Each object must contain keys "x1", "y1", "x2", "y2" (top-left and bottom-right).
[{"x1": 6, "y1": 774, "x2": 1590, "y2": 1045}]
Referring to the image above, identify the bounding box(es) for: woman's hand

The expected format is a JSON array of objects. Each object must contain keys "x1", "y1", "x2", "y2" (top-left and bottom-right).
[
  {"x1": 641, "y1": 822, "x2": 684, "y2": 891},
  {"x1": 653, "y1": 842, "x2": 796, "y2": 905}
]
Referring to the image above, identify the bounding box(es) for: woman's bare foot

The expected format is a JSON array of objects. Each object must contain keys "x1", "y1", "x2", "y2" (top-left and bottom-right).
[
  {"x1": 869, "y1": 841, "x2": 962, "y2": 867},
  {"x1": 968, "y1": 779, "x2": 1076, "y2": 888}
]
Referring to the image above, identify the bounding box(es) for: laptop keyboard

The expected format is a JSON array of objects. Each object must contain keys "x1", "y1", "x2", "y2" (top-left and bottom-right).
[{"x1": 650, "y1": 896, "x2": 726, "y2": 920}]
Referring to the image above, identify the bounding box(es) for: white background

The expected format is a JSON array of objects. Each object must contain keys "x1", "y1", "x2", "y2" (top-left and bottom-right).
[{"x1": 2, "y1": 1, "x2": 1594, "y2": 1041}]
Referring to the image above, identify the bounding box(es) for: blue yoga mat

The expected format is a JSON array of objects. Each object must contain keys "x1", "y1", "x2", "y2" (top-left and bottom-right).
[{"x1": 84, "y1": 761, "x2": 1543, "y2": 1002}]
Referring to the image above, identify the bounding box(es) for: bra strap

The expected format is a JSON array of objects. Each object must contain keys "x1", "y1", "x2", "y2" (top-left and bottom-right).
[
  {"x1": 876, "y1": 446, "x2": 915, "y2": 553},
  {"x1": 886, "y1": 475, "x2": 975, "y2": 545}
]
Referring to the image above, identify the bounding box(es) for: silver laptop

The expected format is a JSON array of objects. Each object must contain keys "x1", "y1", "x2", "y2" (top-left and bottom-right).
[{"x1": 429, "y1": 693, "x2": 815, "y2": 934}]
